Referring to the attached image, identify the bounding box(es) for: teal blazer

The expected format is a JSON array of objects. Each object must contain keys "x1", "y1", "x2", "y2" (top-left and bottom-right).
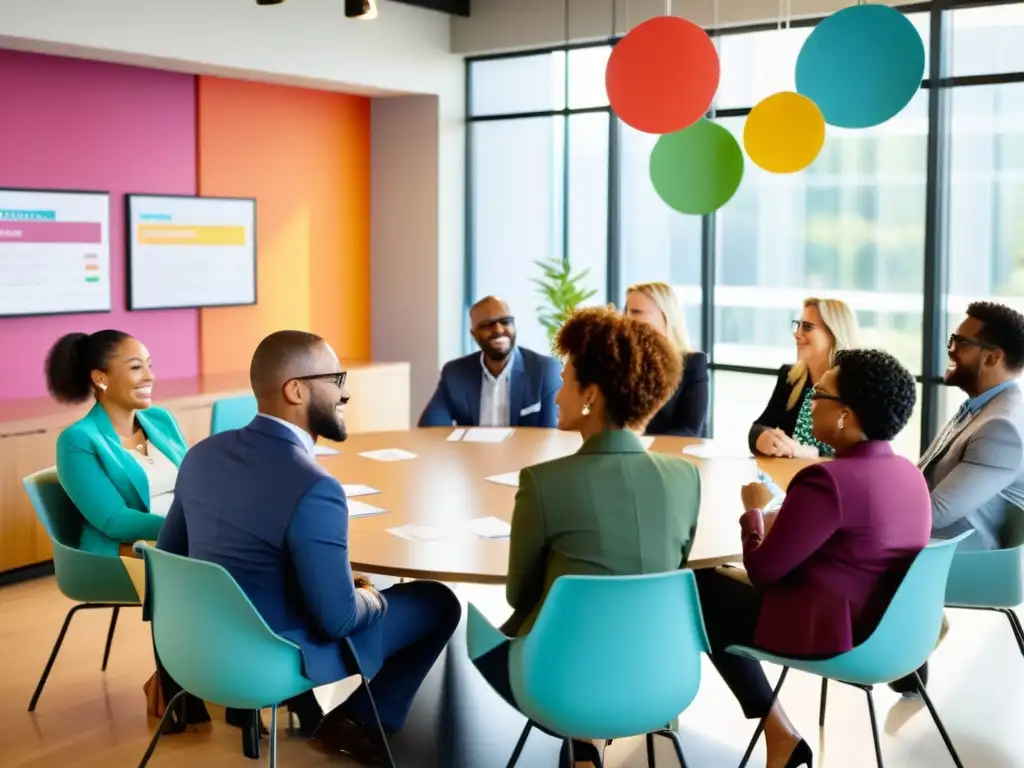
[{"x1": 55, "y1": 403, "x2": 188, "y2": 557}]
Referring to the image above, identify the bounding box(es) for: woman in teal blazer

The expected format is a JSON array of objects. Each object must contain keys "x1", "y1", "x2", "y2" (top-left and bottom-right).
[{"x1": 45, "y1": 330, "x2": 189, "y2": 557}]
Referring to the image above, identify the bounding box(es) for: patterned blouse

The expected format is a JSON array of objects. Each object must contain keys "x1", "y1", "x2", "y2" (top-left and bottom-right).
[{"x1": 791, "y1": 387, "x2": 835, "y2": 458}]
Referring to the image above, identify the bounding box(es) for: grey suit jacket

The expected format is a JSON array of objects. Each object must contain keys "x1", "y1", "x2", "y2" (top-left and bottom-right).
[{"x1": 924, "y1": 384, "x2": 1024, "y2": 550}]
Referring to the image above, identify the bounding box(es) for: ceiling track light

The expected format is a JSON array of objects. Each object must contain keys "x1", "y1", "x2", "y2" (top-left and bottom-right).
[
  {"x1": 255, "y1": 0, "x2": 285, "y2": 5},
  {"x1": 345, "y1": 0, "x2": 379, "y2": 19}
]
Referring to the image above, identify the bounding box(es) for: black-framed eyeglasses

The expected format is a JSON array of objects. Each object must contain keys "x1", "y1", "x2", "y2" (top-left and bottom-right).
[
  {"x1": 792, "y1": 319, "x2": 816, "y2": 334},
  {"x1": 293, "y1": 371, "x2": 347, "y2": 388},
  {"x1": 476, "y1": 315, "x2": 514, "y2": 330},
  {"x1": 948, "y1": 333, "x2": 996, "y2": 352},
  {"x1": 809, "y1": 387, "x2": 842, "y2": 403}
]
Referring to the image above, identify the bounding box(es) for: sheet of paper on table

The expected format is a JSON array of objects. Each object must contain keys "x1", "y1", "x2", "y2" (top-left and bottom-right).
[
  {"x1": 314, "y1": 444, "x2": 339, "y2": 456},
  {"x1": 348, "y1": 500, "x2": 388, "y2": 518},
  {"x1": 448, "y1": 427, "x2": 515, "y2": 443},
  {"x1": 359, "y1": 448, "x2": 418, "y2": 462},
  {"x1": 387, "y1": 524, "x2": 457, "y2": 542},
  {"x1": 682, "y1": 441, "x2": 754, "y2": 460},
  {"x1": 342, "y1": 484, "x2": 381, "y2": 498},
  {"x1": 460, "y1": 516, "x2": 511, "y2": 539},
  {"x1": 639, "y1": 435, "x2": 655, "y2": 449},
  {"x1": 485, "y1": 471, "x2": 521, "y2": 488}
]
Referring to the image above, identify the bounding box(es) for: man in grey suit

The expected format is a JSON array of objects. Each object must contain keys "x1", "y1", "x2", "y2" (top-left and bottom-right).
[{"x1": 891, "y1": 300, "x2": 1024, "y2": 695}]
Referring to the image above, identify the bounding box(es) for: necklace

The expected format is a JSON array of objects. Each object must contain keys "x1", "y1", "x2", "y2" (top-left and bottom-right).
[{"x1": 135, "y1": 443, "x2": 154, "y2": 464}]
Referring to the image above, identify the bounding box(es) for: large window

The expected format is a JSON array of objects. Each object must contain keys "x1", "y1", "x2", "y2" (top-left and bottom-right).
[{"x1": 466, "y1": 1, "x2": 1024, "y2": 459}]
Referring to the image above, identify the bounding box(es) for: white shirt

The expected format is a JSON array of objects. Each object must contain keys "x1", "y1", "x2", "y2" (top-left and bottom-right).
[
  {"x1": 129, "y1": 441, "x2": 178, "y2": 518},
  {"x1": 257, "y1": 413, "x2": 316, "y2": 458},
  {"x1": 478, "y1": 353, "x2": 513, "y2": 427}
]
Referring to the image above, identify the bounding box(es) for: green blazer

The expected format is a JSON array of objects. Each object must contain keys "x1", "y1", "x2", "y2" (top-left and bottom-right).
[
  {"x1": 506, "y1": 429, "x2": 701, "y2": 636},
  {"x1": 55, "y1": 403, "x2": 188, "y2": 557}
]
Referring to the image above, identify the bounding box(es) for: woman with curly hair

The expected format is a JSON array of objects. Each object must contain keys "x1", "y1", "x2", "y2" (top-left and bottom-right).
[
  {"x1": 474, "y1": 306, "x2": 702, "y2": 766},
  {"x1": 696, "y1": 349, "x2": 930, "y2": 768}
]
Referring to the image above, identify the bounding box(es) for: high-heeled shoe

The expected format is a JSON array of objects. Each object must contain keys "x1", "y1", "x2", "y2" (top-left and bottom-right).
[{"x1": 784, "y1": 739, "x2": 812, "y2": 768}]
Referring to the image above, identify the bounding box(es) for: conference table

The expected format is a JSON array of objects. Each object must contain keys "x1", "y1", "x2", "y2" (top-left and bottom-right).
[{"x1": 309, "y1": 427, "x2": 815, "y2": 768}]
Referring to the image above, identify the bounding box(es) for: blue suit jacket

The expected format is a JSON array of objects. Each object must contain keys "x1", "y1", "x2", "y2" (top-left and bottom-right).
[
  {"x1": 155, "y1": 416, "x2": 385, "y2": 686},
  {"x1": 418, "y1": 347, "x2": 562, "y2": 428},
  {"x1": 56, "y1": 403, "x2": 187, "y2": 556}
]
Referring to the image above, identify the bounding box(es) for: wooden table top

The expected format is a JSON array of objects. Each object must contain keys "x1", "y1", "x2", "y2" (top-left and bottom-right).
[{"x1": 318, "y1": 427, "x2": 818, "y2": 584}]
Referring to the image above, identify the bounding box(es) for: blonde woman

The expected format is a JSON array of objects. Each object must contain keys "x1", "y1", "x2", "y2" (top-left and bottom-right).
[
  {"x1": 625, "y1": 282, "x2": 709, "y2": 436},
  {"x1": 749, "y1": 298, "x2": 860, "y2": 459}
]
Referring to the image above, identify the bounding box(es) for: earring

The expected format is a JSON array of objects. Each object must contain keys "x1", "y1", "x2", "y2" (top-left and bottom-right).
[
  {"x1": 97, "y1": 382, "x2": 107, "y2": 391},
  {"x1": 838, "y1": 413, "x2": 846, "y2": 430},
  {"x1": 581, "y1": 403, "x2": 591, "y2": 417}
]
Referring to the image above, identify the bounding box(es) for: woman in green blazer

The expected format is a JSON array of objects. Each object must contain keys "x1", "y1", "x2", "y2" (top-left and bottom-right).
[
  {"x1": 476, "y1": 306, "x2": 702, "y2": 766},
  {"x1": 45, "y1": 330, "x2": 189, "y2": 558}
]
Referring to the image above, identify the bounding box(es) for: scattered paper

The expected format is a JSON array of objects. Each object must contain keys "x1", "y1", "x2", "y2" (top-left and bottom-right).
[
  {"x1": 447, "y1": 428, "x2": 467, "y2": 441},
  {"x1": 639, "y1": 435, "x2": 655, "y2": 449},
  {"x1": 387, "y1": 524, "x2": 456, "y2": 543},
  {"x1": 348, "y1": 500, "x2": 387, "y2": 518},
  {"x1": 485, "y1": 472, "x2": 521, "y2": 488},
  {"x1": 342, "y1": 484, "x2": 381, "y2": 498},
  {"x1": 682, "y1": 442, "x2": 754, "y2": 460},
  {"x1": 460, "y1": 516, "x2": 511, "y2": 539},
  {"x1": 359, "y1": 448, "x2": 417, "y2": 462},
  {"x1": 461, "y1": 427, "x2": 515, "y2": 443},
  {"x1": 314, "y1": 444, "x2": 339, "y2": 456}
]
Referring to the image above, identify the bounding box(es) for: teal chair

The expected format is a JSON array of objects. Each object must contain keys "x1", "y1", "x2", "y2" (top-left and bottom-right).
[
  {"x1": 22, "y1": 468, "x2": 140, "y2": 712},
  {"x1": 728, "y1": 533, "x2": 973, "y2": 768},
  {"x1": 136, "y1": 544, "x2": 395, "y2": 767},
  {"x1": 467, "y1": 570, "x2": 710, "y2": 767},
  {"x1": 944, "y1": 534, "x2": 1024, "y2": 657},
  {"x1": 210, "y1": 394, "x2": 258, "y2": 434}
]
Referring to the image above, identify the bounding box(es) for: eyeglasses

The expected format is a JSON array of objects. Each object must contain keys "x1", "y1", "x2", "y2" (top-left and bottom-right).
[
  {"x1": 809, "y1": 387, "x2": 842, "y2": 403},
  {"x1": 792, "y1": 320, "x2": 816, "y2": 334},
  {"x1": 292, "y1": 371, "x2": 347, "y2": 388},
  {"x1": 477, "y1": 315, "x2": 514, "y2": 330},
  {"x1": 948, "y1": 333, "x2": 996, "y2": 351}
]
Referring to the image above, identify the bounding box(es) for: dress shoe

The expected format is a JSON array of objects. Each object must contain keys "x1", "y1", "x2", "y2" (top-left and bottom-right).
[{"x1": 310, "y1": 707, "x2": 390, "y2": 766}]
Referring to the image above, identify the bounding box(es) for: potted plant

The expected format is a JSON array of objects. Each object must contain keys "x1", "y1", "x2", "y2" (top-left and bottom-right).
[{"x1": 532, "y1": 257, "x2": 598, "y2": 347}]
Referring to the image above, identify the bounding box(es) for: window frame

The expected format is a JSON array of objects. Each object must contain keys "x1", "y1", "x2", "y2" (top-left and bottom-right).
[{"x1": 463, "y1": 0, "x2": 1024, "y2": 455}]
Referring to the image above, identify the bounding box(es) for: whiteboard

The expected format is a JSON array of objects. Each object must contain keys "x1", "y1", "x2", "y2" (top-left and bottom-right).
[
  {"x1": 0, "y1": 188, "x2": 111, "y2": 317},
  {"x1": 127, "y1": 194, "x2": 257, "y2": 310}
]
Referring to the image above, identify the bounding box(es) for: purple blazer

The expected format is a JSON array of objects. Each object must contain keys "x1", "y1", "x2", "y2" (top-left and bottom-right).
[{"x1": 742, "y1": 441, "x2": 931, "y2": 657}]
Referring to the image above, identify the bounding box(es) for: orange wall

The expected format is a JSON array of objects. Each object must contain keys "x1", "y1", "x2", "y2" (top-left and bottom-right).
[{"x1": 196, "y1": 76, "x2": 371, "y2": 375}]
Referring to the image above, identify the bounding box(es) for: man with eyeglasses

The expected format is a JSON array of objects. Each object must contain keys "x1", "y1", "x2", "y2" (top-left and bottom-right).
[
  {"x1": 156, "y1": 330, "x2": 461, "y2": 764},
  {"x1": 889, "y1": 301, "x2": 1024, "y2": 699},
  {"x1": 418, "y1": 295, "x2": 562, "y2": 429}
]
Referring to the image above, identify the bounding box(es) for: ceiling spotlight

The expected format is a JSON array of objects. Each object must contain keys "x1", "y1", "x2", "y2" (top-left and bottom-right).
[
  {"x1": 255, "y1": 0, "x2": 285, "y2": 5},
  {"x1": 345, "y1": 0, "x2": 379, "y2": 19}
]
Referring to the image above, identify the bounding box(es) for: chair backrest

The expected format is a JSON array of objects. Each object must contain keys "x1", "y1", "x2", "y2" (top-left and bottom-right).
[
  {"x1": 22, "y1": 468, "x2": 138, "y2": 605},
  {"x1": 140, "y1": 545, "x2": 312, "y2": 709},
  {"x1": 210, "y1": 394, "x2": 258, "y2": 434},
  {"x1": 818, "y1": 533, "x2": 973, "y2": 685},
  {"x1": 510, "y1": 570, "x2": 710, "y2": 740},
  {"x1": 946, "y1": 543, "x2": 1024, "y2": 609}
]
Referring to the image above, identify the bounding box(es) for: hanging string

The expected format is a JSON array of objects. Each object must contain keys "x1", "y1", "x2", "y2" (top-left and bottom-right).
[{"x1": 665, "y1": 0, "x2": 672, "y2": 16}]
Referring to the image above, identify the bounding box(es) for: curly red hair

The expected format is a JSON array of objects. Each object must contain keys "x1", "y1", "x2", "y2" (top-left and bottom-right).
[{"x1": 555, "y1": 305, "x2": 682, "y2": 429}]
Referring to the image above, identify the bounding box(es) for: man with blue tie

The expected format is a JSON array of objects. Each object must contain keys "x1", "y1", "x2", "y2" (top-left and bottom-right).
[
  {"x1": 157, "y1": 330, "x2": 461, "y2": 765},
  {"x1": 418, "y1": 296, "x2": 562, "y2": 428}
]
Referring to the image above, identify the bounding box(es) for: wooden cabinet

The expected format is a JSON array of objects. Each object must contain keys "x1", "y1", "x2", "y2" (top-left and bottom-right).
[{"x1": 0, "y1": 362, "x2": 410, "y2": 574}]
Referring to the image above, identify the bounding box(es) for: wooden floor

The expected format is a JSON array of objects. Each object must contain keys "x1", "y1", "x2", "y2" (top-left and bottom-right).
[{"x1": 3, "y1": 576, "x2": 1023, "y2": 767}]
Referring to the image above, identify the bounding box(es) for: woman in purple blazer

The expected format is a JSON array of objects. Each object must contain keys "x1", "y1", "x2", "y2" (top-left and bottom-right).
[{"x1": 696, "y1": 349, "x2": 930, "y2": 768}]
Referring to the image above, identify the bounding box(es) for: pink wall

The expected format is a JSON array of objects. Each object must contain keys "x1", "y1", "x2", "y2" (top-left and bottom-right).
[{"x1": 0, "y1": 51, "x2": 198, "y2": 401}]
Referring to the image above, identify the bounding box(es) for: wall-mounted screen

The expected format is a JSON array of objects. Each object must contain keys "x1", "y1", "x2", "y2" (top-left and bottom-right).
[
  {"x1": 126, "y1": 194, "x2": 257, "y2": 310},
  {"x1": 0, "y1": 188, "x2": 111, "y2": 318}
]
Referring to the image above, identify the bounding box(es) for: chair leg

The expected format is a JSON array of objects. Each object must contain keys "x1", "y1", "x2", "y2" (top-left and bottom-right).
[
  {"x1": 505, "y1": 721, "x2": 533, "y2": 768},
  {"x1": 137, "y1": 689, "x2": 187, "y2": 767},
  {"x1": 913, "y1": 672, "x2": 965, "y2": 768},
  {"x1": 101, "y1": 607, "x2": 120, "y2": 671},
  {"x1": 819, "y1": 678, "x2": 828, "y2": 728},
  {"x1": 646, "y1": 732, "x2": 656, "y2": 768},
  {"x1": 1002, "y1": 609, "x2": 1024, "y2": 657},
  {"x1": 358, "y1": 676, "x2": 397, "y2": 768},
  {"x1": 269, "y1": 706, "x2": 278, "y2": 768},
  {"x1": 738, "y1": 666, "x2": 790, "y2": 768},
  {"x1": 654, "y1": 729, "x2": 689, "y2": 768},
  {"x1": 563, "y1": 738, "x2": 575, "y2": 768},
  {"x1": 28, "y1": 604, "x2": 86, "y2": 711},
  {"x1": 863, "y1": 688, "x2": 884, "y2": 768}
]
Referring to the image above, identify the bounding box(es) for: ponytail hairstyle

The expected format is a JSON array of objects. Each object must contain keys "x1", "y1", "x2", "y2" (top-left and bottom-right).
[{"x1": 44, "y1": 330, "x2": 131, "y2": 404}]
